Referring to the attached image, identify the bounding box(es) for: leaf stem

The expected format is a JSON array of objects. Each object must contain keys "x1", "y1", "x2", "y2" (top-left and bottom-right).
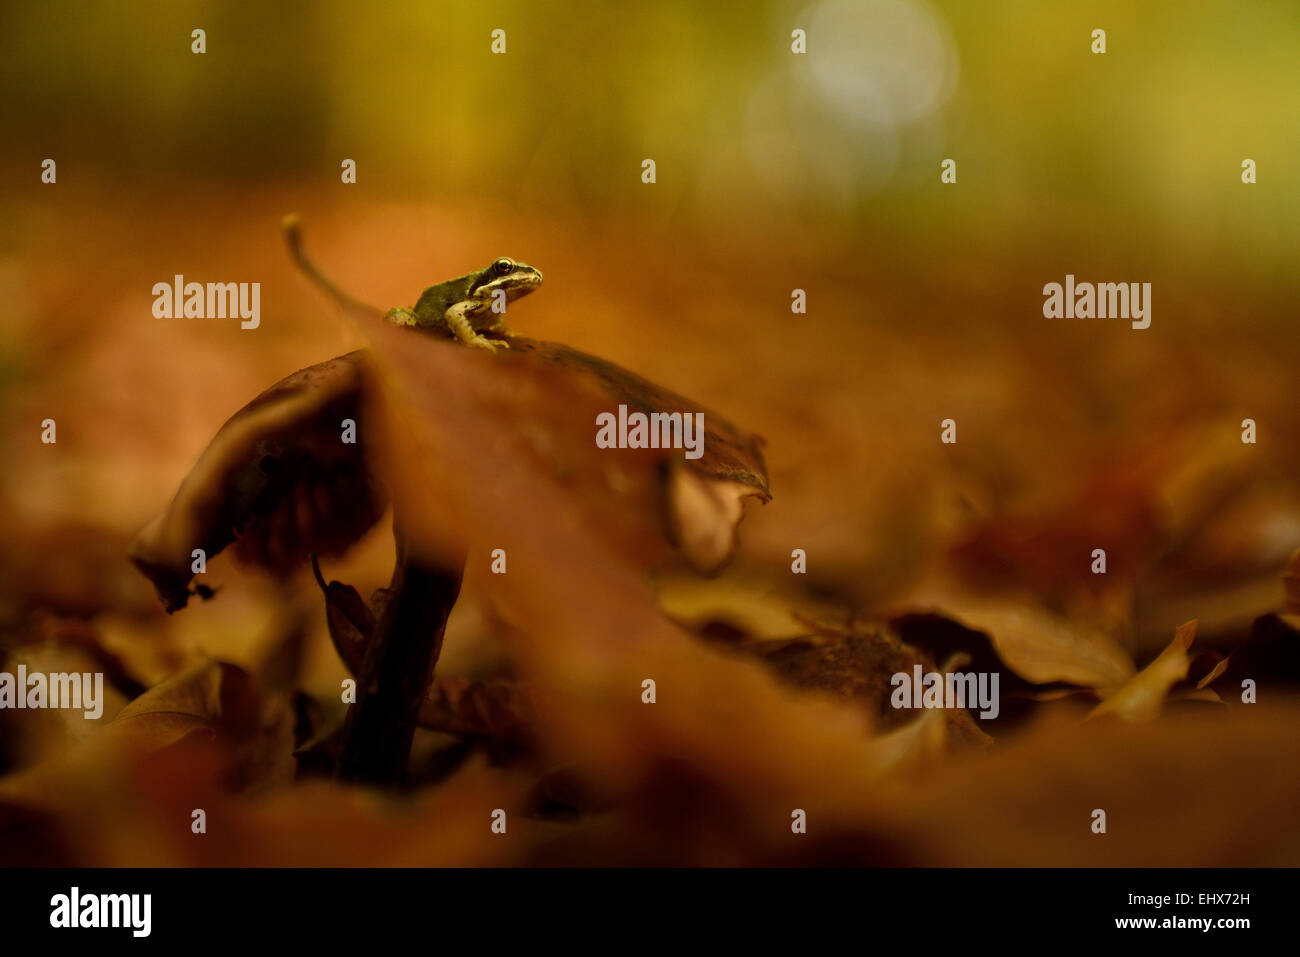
[
  {"x1": 334, "y1": 523, "x2": 465, "y2": 785},
  {"x1": 282, "y1": 214, "x2": 385, "y2": 321}
]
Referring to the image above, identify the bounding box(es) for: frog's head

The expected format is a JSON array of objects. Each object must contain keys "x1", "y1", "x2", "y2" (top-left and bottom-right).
[{"x1": 468, "y1": 257, "x2": 543, "y2": 305}]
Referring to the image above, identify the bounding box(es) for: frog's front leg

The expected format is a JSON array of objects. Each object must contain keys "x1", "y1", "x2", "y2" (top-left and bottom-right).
[
  {"x1": 444, "y1": 302, "x2": 510, "y2": 352},
  {"x1": 489, "y1": 315, "x2": 518, "y2": 338}
]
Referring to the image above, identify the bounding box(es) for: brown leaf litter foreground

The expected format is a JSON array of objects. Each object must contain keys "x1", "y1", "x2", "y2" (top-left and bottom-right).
[{"x1": 3, "y1": 219, "x2": 1300, "y2": 865}]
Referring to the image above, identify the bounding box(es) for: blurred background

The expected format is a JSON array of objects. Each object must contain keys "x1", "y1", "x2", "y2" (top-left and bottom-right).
[{"x1": 1, "y1": 0, "x2": 1298, "y2": 865}]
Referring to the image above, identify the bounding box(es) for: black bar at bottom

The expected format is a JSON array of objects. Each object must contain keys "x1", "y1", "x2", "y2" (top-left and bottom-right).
[{"x1": 0, "y1": 867, "x2": 1282, "y2": 944}]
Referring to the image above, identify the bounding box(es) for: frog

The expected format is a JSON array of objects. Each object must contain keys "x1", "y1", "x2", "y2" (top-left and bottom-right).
[{"x1": 385, "y1": 257, "x2": 543, "y2": 352}]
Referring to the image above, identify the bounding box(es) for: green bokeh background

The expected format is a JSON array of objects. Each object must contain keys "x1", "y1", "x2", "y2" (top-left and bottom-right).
[{"x1": 3, "y1": 0, "x2": 1296, "y2": 286}]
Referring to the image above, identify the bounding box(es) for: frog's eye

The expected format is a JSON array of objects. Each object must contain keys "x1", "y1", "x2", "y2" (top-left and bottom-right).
[{"x1": 493, "y1": 258, "x2": 514, "y2": 275}]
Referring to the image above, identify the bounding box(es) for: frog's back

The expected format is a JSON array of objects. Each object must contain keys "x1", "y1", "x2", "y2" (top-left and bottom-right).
[{"x1": 414, "y1": 275, "x2": 471, "y2": 316}]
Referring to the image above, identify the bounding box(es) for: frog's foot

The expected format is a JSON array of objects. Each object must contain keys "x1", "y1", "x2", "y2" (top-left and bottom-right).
[
  {"x1": 467, "y1": 334, "x2": 510, "y2": 353},
  {"x1": 445, "y1": 303, "x2": 509, "y2": 352},
  {"x1": 385, "y1": 307, "x2": 418, "y2": 328}
]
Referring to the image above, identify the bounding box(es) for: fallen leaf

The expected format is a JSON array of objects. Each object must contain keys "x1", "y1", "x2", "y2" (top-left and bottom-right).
[
  {"x1": 1091, "y1": 620, "x2": 1196, "y2": 722},
  {"x1": 129, "y1": 352, "x2": 386, "y2": 611},
  {"x1": 109, "y1": 659, "x2": 297, "y2": 792},
  {"x1": 891, "y1": 588, "x2": 1135, "y2": 690}
]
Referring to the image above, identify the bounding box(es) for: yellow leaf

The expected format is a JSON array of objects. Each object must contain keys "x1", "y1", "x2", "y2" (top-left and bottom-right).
[{"x1": 1091, "y1": 620, "x2": 1196, "y2": 722}]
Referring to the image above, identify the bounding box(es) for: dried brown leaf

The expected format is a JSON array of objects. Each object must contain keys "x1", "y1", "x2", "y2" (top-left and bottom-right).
[
  {"x1": 1284, "y1": 547, "x2": 1300, "y2": 614},
  {"x1": 129, "y1": 352, "x2": 386, "y2": 611},
  {"x1": 1090, "y1": 620, "x2": 1196, "y2": 722},
  {"x1": 892, "y1": 587, "x2": 1135, "y2": 690},
  {"x1": 109, "y1": 659, "x2": 296, "y2": 792},
  {"x1": 317, "y1": 567, "x2": 536, "y2": 743}
]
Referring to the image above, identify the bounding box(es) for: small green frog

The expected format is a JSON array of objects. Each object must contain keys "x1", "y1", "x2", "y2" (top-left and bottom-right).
[{"x1": 386, "y1": 257, "x2": 543, "y2": 352}]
